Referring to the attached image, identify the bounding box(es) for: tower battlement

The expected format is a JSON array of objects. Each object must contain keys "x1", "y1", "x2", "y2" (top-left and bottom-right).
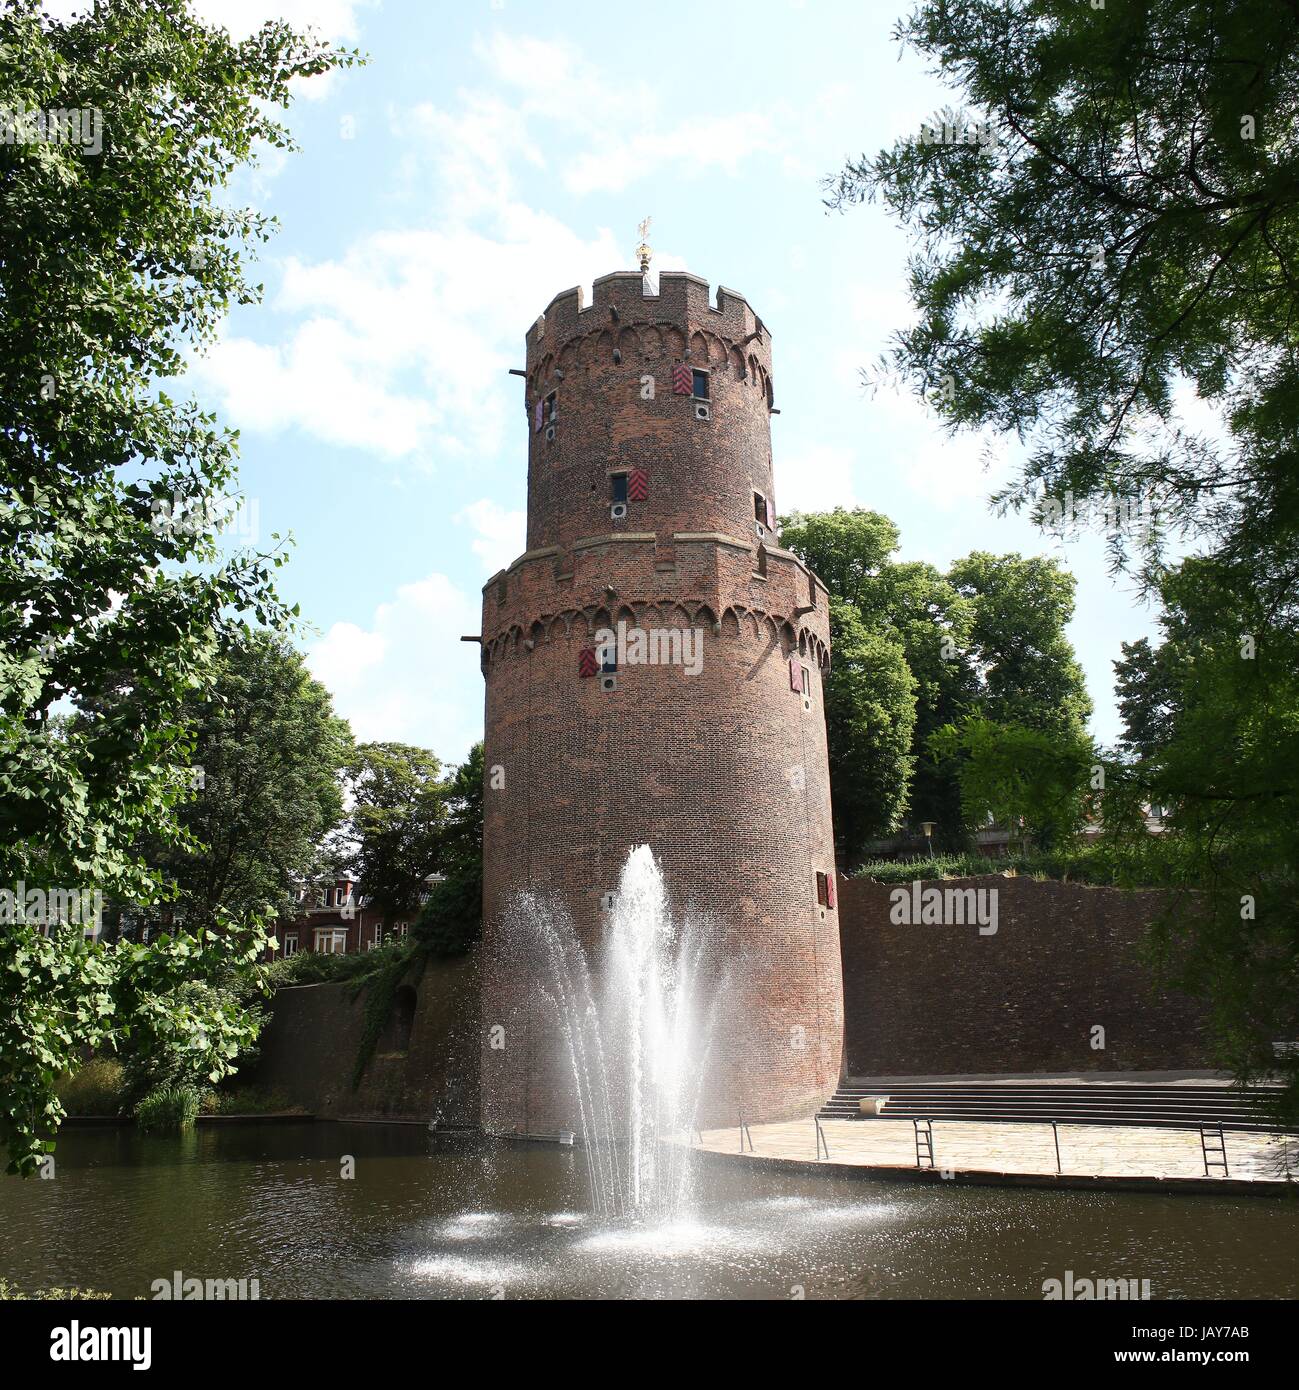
[{"x1": 527, "y1": 268, "x2": 772, "y2": 366}]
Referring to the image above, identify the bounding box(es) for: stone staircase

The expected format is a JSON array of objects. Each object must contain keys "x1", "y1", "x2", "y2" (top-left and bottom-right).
[{"x1": 817, "y1": 1079, "x2": 1289, "y2": 1132}]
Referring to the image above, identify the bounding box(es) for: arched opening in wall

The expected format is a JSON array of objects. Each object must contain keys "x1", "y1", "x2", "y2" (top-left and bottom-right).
[{"x1": 380, "y1": 984, "x2": 417, "y2": 1055}]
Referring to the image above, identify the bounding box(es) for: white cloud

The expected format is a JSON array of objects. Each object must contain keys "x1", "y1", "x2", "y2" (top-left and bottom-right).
[
  {"x1": 463, "y1": 30, "x2": 780, "y2": 196},
  {"x1": 457, "y1": 499, "x2": 526, "y2": 574},
  {"x1": 192, "y1": 216, "x2": 624, "y2": 462},
  {"x1": 306, "y1": 572, "x2": 483, "y2": 761},
  {"x1": 197, "y1": 0, "x2": 371, "y2": 40},
  {"x1": 777, "y1": 443, "x2": 860, "y2": 514}
]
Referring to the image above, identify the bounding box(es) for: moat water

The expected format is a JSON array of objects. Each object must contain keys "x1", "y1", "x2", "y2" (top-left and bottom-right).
[{"x1": 2, "y1": 1123, "x2": 1297, "y2": 1299}]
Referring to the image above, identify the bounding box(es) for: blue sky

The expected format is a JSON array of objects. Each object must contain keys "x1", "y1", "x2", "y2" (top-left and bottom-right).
[{"x1": 129, "y1": 0, "x2": 1167, "y2": 763}]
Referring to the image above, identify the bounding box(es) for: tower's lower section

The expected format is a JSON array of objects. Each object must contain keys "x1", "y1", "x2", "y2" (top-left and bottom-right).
[{"x1": 479, "y1": 552, "x2": 842, "y2": 1135}]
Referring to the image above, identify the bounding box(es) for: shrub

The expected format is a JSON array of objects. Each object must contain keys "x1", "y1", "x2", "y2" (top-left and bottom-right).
[
  {"x1": 0, "y1": 1279, "x2": 112, "y2": 1301},
  {"x1": 411, "y1": 866, "x2": 481, "y2": 957},
  {"x1": 135, "y1": 1084, "x2": 202, "y2": 1134},
  {"x1": 265, "y1": 940, "x2": 406, "y2": 989},
  {"x1": 55, "y1": 1057, "x2": 126, "y2": 1117},
  {"x1": 850, "y1": 845, "x2": 1126, "y2": 886},
  {"x1": 200, "y1": 1086, "x2": 304, "y2": 1116}
]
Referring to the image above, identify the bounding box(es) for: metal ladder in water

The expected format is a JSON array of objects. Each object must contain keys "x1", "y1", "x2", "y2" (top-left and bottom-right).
[
  {"x1": 1200, "y1": 1124, "x2": 1229, "y2": 1177},
  {"x1": 913, "y1": 1117, "x2": 935, "y2": 1170}
]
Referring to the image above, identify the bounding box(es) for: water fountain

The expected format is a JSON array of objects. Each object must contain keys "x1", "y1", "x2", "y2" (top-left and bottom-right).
[{"x1": 507, "y1": 845, "x2": 718, "y2": 1221}]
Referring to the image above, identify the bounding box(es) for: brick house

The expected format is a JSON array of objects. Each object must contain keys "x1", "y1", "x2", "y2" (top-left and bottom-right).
[{"x1": 268, "y1": 873, "x2": 443, "y2": 957}]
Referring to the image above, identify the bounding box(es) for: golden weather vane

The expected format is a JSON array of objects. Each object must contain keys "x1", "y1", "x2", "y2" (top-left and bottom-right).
[{"x1": 636, "y1": 216, "x2": 653, "y2": 274}]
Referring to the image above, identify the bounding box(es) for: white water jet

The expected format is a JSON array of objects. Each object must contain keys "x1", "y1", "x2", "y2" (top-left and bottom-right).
[{"x1": 510, "y1": 845, "x2": 718, "y2": 1222}]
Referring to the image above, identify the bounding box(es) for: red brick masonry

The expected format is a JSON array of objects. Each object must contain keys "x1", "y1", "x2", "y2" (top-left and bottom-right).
[
  {"x1": 837, "y1": 875, "x2": 1213, "y2": 1074},
  {"x1": 479, "y1": 271, "x2": 843, "y2": 1133}
]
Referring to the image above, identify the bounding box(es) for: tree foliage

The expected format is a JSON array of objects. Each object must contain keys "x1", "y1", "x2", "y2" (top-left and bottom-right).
[
  {"x1": 828, "y1": 0, "x2": 1299, "y2": 602},
  {"x1": 345, "y1": 743, "x2": 447, "y2": 929},
  {"x1": 413, "y1": 742, "x2": 484, "y2": 957},
  {"x1": 131, "y1": 633, "x2": 352, "y2": 931},
  {"x1": 0, "y1": 0, "x2": 355, "y2": 1172},
  {"x1": 930, "y1": 716, "x2": 1096, "y2": 853},
  {"x1": 782, "y1": 507, "x2": 1089, "y2": 858},
  {"x1": 831, "y1": 0, "x2": 1299, "y2": 1112}
]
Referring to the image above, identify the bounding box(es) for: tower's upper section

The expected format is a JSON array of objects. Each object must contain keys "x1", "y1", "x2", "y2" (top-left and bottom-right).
[{"x1": 521, "y1": 271, "x2": 778, "y2": 554}]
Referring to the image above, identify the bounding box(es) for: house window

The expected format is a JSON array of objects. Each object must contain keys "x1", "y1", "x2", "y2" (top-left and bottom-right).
[
  {"x1": 816, "y1": 872, "x2": 828, "y2": 907},
  {"x1": 754, "y1": 491, "x2": 766, "y2": 522},
  {"x1": 611, "y1": 473, "x2": 629, "y2": 504},
  {"x1": 692, "y1": 369, "x2": 709, "y2": 399},
  {"x1": 544, "y1": 391, "x2": 557, "y2": 422},
  {"x1": 314, "y1": 927, "x2": 348, "y2": 954},
  {"x1": 801, "y1": 663, "x2": 811, "y2": 696},
  {"x1": 283, "y1": 933, "x2": 299, "y2": 958}
]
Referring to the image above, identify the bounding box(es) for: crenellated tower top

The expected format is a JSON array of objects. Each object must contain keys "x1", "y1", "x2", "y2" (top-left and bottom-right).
[{"x1": 519, "y1": 270, "x2": 779, "y2": 555}]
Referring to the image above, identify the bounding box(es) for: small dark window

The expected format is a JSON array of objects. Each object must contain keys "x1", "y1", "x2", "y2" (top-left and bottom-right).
[
  {"x1": 756, "y1": 543, "x2": 768, "y2": 578},
  {"x1": 754, "y1": 491, "x2": 766, "y2": 522},
  {"x1": 544, "y1": 391, "x2": 557, "y2": 421},
  {"x1": 692, "y1": 369, "x2": 709, "y2": 399},
  {"x1": 816, "y1": 872, "x2": 828, "y2": 907},
  {"x1": 611, "y1": 473, "x2": 629, "y2": 504}
]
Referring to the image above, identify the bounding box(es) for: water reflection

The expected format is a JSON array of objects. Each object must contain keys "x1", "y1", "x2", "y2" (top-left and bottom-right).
[{"x1": 1, "y1": 1123, "x2": 1296, "y2": 1300}]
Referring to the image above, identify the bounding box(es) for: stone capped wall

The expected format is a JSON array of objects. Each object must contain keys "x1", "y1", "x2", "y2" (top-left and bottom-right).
[{"x1": 252, "y1": 954, "x2": 480, "y2": 1122}]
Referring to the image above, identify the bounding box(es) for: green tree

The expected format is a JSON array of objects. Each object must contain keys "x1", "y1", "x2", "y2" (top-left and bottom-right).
[
  {"x1": 930, "y1": 717, "x2": 1096, "y2": 853},
  {"x1": 1100, "y1": 561, "x2": 1299, "y2": 1116},
  {"x1": 346, "y1": 743, "x2": 447, "y2": 935},
  {"x1": 948, "y1": 552, "x2": 1092, "y2": 737},
  {"x1": 827, "y1": 0, "x2": 1299, "y2": 607},
  {"x1": 1113, "y1": 636, "x2": 1181, "y2": 762},
  {"x1": 413, "y1": 742, "x2": 484, "y2": 957},
  {"x1": 133, "y1": 634, "x2": 352, "y2": 931},
  {"x1": 823, "y1": 599, "x2": 918, "y2": 860},
  {"x1": 782, "y1": 509, "x2": 1088, "y2": 852},
  {"x1": 0, "y1": 0, "x2": 355, "y2": 1172},
  {"x1": 830, "y1": 0, "x2": 1299, "y2": 1114}
]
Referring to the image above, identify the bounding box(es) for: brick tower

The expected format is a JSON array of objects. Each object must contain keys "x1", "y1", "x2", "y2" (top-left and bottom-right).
[{"x1": 479, "y1": 269, "x2": 842, "y2": 1135}]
